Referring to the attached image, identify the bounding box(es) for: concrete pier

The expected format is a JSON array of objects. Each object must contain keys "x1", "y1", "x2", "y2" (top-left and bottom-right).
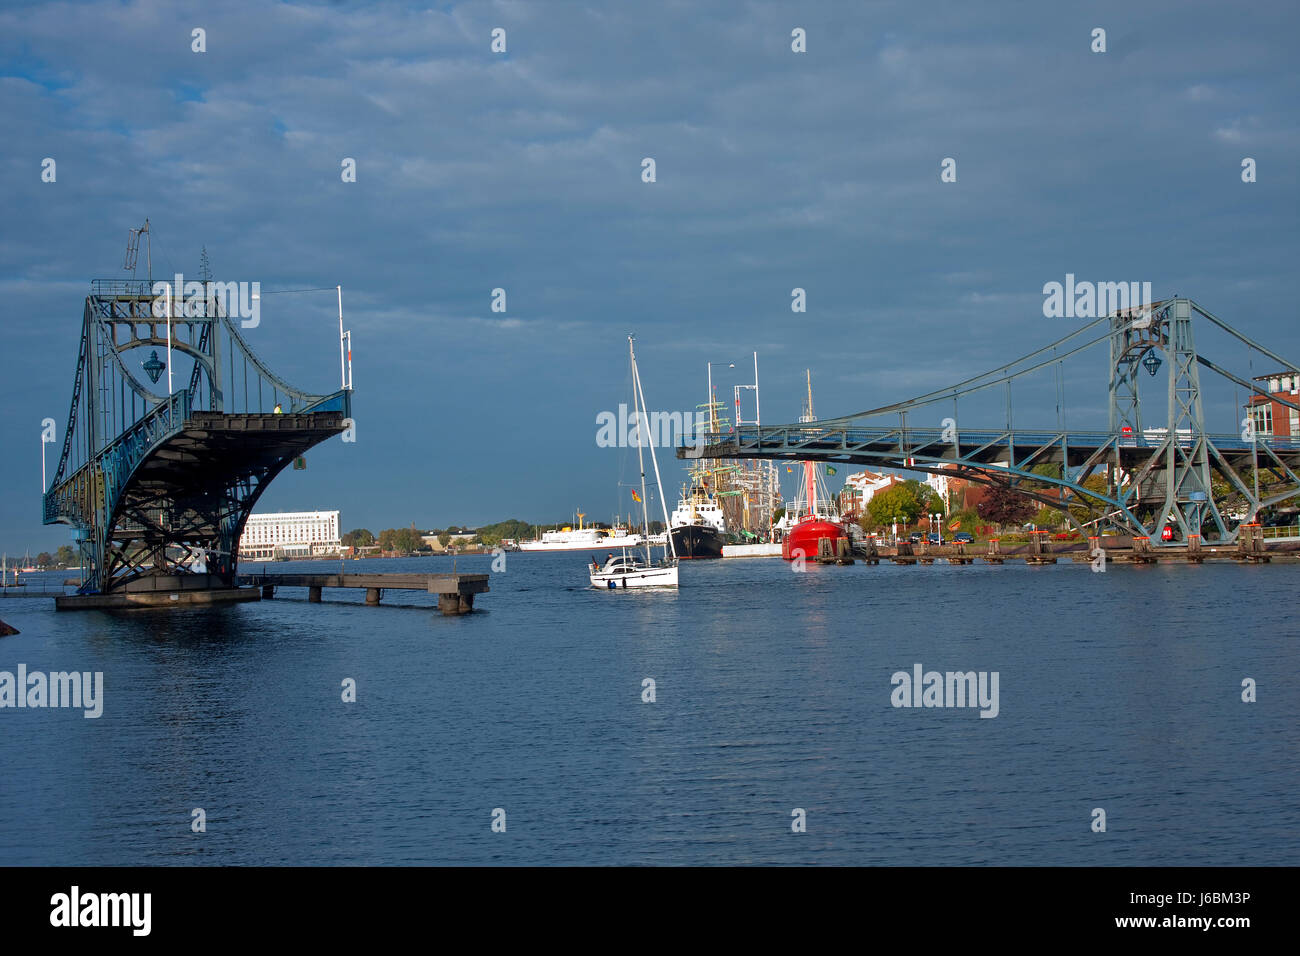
[
  {"x1": 55, "y1": 571, "x2": 488, "y2": 615},
  {"x1": 241, "y1": 572, "x2": 489, "y2": 615}
]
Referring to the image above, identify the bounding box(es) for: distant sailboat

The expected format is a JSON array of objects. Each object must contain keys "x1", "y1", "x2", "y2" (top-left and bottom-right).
[{"x1": 589, "y1": 336, "x2": 679, "y2": 589}]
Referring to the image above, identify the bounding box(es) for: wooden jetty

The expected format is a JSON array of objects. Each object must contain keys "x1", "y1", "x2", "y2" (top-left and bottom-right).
[
  {"x1": 857, "y1": 524, "x2": 1289, "y2": 567},
  {"x1": 239, "y1": 571, "x2": 489, "y2": 615},
  {"x1": 54, "y1": 570, "x2": 488, "y2": 615}
]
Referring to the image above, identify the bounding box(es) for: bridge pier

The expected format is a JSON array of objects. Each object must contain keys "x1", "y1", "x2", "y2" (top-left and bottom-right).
[
  {"x1": 891, "y1": 541, "x2": 916, "y2": 565},
  {"x1": 262, "y1": 584, "x2": 275, "y2": 599},
  {"x1": 1186, "y1": 534, "x2": 1205, "y2": 564},
  {"x1": 1128, "y1": 536, "x2": 1158, "y2": 564},
  {"x1": 1236, "y1": 523, "x2": 1270, "y2": 563},
  {"x1": 308, "y1": 585, "x2": 322, "y2": 603},
  {"x1": 984, "y1": 539, "x2": 1004, "y2": 565},
  {"x1": 365, "y1": 587, "x2": 382, "y2": 605},
  {"x1": 1025, "y1": 530, "x2": 1057, "y2": 565}
]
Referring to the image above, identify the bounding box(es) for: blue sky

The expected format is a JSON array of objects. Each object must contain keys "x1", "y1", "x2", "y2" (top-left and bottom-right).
[{"x1": 1, "y1": 0, "x2": 1297, "y2": 551}]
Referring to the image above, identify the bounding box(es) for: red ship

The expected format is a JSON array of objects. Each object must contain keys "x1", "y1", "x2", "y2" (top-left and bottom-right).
[{"x1": 781, "y1": 372, "x2": 852, "y2": 562}]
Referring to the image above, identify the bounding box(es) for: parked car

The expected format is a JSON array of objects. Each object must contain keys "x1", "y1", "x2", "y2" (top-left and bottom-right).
[
  {"x1": 908, "y1": 532, "x2": 924, "y2": 544},
  {"x1": 927, "y1": 533, "x2": 942, "y2": 545},
  {"x1": 953, "y1": 531, "x2": 975, "y2": 543}
]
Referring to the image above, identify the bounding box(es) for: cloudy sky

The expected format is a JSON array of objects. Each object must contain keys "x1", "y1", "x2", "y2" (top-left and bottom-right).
[{"x1": 1, "y1": 0, "x2": 1296, "y2": 550}]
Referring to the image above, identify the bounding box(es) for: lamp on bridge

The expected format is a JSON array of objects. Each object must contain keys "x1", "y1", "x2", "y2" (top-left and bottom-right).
[{"x1": 142, "y1": 350, "x2": 165, "y2": 385}]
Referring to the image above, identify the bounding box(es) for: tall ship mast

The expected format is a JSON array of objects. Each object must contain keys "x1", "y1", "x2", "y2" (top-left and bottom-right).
[
  {"x1": 670, "y1": 363, "x2": 734, "y2": 559},
  {"x1": 780, "y1": 370, "x2": 851, "y2": 561},
  {"x1": 728, "y1": 352, "x2": 781, "y2": 541}
]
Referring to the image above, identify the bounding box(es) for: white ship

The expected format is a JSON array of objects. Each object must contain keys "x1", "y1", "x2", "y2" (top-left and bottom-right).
[{"x1": 519, "y1": 513, "x2": 644, "y2": 552}]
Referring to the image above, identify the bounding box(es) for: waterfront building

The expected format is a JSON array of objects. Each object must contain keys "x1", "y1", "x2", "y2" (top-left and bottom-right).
[
  {"x1": 1246, "y1": 371, "x2": 1300, "y2": 438},
  {"x1": 238, "y1": 510, "x2": 342, "y2": 561},
  {"x1": 838, "y1": 469, "x2": 904, "y2": 518}
]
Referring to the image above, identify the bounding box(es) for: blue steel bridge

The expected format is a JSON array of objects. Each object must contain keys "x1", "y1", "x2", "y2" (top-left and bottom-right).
[
  {"x1": 680, "y1": 298, "x2": 1300, "y2": 545},
  {"x1": 43, "y1": 271, "x2": 352, "y2": 595}
]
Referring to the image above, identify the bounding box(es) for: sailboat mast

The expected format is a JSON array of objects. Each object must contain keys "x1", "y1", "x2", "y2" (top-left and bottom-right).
[
  {"x1": 629, "y1": 336, "x2": 677, "y2": 561},
  {"x1": 629, "y1": 337, "x2": 653, "y2": 563}
]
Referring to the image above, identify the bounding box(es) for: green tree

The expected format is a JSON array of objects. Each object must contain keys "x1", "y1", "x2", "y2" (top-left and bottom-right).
[
  {"x1": 383, "y1": 528, "x2": 422, "y2": 553},
  {"x1": 1067, "y1": 474, "x2": 1112, "y2": 526},
  {"x1": 56, "y1": 545, "x2": 76, "y2": 567},
  {"x1": 341, "y1": 528, "x2": 374, "y2": 548},
  {"x1": 36, "y1": 552, "x2": 53, "y2": 568},
  {"x1": 1032, "y1": 505, "x2": 1066, "y2": 529},
  {"x1": 867, "y1": 484, "x2": 923, "y2": 528},
  {"x1": 437, "y1": 531, "x2": 452, "y2": 548}
]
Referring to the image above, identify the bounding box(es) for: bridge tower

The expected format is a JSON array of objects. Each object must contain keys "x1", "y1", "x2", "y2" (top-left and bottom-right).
[
  {"x1": 1107, "y1": 298, "x2": 1225, "y2": 542},
  {"x1": 43, "y1": 254, "x2": 352, "y2": 598}
]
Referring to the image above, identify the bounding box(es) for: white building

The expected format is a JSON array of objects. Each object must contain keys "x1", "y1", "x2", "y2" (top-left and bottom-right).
[
  {"x1": 239, "y1": 510, "x2": 341, "y2": 561},
  {"x1": 924, "y1": 468, "x2": 953, "y2": 510},
  {"x1": 838, "y1": 469, "x2": 904, "y2": 515}
]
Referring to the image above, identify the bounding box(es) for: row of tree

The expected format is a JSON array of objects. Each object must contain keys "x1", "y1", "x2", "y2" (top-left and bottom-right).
[{"x1": 10, "y1": 545, "x2": 78, "y2": 569}]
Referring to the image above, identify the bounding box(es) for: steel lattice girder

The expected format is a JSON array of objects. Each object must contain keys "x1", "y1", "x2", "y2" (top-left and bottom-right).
[{"x1": 679, "y1": 424, "x2": 1300, "y2": 541}]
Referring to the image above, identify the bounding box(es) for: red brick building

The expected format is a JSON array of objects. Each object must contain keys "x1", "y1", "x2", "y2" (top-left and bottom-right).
[{"x1": 1246, "y1": 371, "x2": 1300, "y2": 438}]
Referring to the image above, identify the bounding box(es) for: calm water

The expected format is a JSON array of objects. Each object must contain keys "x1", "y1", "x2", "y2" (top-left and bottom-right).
[{"x1": 0, "y1": 554, "x2": 1296, "y2": 866}]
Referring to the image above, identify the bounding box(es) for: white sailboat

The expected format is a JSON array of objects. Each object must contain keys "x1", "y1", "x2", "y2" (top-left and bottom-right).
[{"x1": 589, "y1": 336, "x2": 679, "y2": 589}]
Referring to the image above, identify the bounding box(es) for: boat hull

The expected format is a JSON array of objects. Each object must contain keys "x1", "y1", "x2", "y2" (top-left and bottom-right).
[
  {"x1": 670, "y1": 524, "x2": 724, "y2": 559},
  {"x1": 589, "y1": 565, "x2": 679, "y2": 588},
  {"x1": 520, "y1": 535, "x2": 643, "y2": 552},
  {"x1": 783, "y1": 520, "x2": 849, "y2": 561}
]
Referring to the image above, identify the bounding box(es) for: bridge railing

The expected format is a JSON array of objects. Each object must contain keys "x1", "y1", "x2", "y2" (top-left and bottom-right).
[
  {"x1": 1260, "y1": 524, "x2": 1300, "y2": 539},
  {"x1": 692, "y1": 426, "x2": 1300, "y2": 455},
  {"x1": 43, "y1": 390, "x2": 191, "y2": 525}
]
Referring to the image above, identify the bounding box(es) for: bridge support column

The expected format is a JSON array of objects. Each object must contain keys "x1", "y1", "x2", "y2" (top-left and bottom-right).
[
  {"x1": 1236, "y1": 524, "x2": 1270, "y2": 563},
  {"x1": 984, "y1": 538, "x2": 1004, "y2": 565},
  {"x1": 1186, "y1": 534, "x2": 1204, "y2": 564},
  {"x1": 1026, "y1": 530, "x2": 1057, "y2": 565},
  {"x1": 1130, "y1": 536, "x2": 1157, "y2": 564},
  {"x1": 309, "y1": 585, "x2": 322, "y2": 602},
  {"x1": 365, "y1": 587, "x2": 382, "y2": 605},
  {"x1": 261, "y1": 584, "x2": 275, "y2": 599}
]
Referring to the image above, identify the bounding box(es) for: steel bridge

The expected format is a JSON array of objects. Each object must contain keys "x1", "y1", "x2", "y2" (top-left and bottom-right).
[
  {"x1": 680, "y1": 298, "x2": 1300, "y2": 545},
  {"x1": 43, "y1": 272, "x2": 352, "y2": 594}
]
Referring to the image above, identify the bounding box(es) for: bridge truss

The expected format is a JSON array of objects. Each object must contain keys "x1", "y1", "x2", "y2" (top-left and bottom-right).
[
  {"x1": 43, "y1": 276, "x2": 352, "y2": 592},
  {"x1": 681, "y1": 298, "x2": 1300, "y2": 545}
]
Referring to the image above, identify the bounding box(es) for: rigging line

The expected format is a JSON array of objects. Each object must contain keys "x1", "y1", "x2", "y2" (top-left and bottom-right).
[
  {"x1": 823, "y1": 323, "x2": 1113, "y2": 423},
  {"x1": 1194, "y1": 301, "x2": 1300, "y2": 375},
  {"x1": 822, "y1": 315, "x2": 1108, "y2": 423}
]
